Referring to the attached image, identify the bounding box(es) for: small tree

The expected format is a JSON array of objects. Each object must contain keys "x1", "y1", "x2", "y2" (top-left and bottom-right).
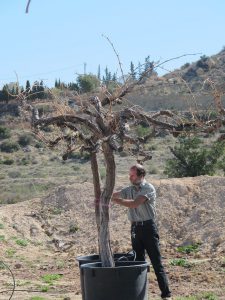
[
  {"x1": 20, "y1": 57, "x2": 225, "y2": 268},
  {"x1": 77, "y1": 74, "x2": 100, "y2": 93}
]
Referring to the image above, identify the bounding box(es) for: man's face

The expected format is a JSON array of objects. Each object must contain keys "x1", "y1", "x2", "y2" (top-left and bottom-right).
[{"x1": 129, "y1": 168, "x2": 142, "y2": 185}]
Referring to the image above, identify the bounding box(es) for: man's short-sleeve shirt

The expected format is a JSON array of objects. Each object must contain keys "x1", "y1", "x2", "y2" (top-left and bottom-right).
[{"x1": 119, "y1": 180, "x2": 156, "y2": 222}]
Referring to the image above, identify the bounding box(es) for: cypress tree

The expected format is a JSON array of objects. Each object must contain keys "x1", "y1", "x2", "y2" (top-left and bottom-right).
[
  {"x1": 97, "y1": 65, "x2": 101, "y2": 80},
  {"x1": 130, "y1": 61, "x2": 136, "y2": 80},
  {"x1": 55, "y1": 79, "x2": 58, "y2": 88},
  {"x1": 138, "y1": 62, "x2": 142, "y2": 79},
  {"x1": 39, "y1": 80, "x2": 45, "y2": 99},
  {"x1": 26, "y1": 80, "x2": 31, "y2": 92},
  {"x1": 112, "y1": 73, "x2": 117, "y2": 82}
]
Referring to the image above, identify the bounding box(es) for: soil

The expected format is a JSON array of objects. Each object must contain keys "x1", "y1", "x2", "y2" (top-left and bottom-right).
[{"x1": 0, "y1": 176, "x2": 225, "y2": 299}]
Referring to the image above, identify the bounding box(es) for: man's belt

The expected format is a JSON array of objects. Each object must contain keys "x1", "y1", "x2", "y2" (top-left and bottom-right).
[{"x1": 132, "y1": 219, "x2": 153, "y2": 226}]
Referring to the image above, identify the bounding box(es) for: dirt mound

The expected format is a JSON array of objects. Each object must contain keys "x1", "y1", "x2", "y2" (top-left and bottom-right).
[
  {"x1": 1, "y1": 176, "x2": 224, "y2": 256},
  {"x1": 151, "y1": 176, "x2": 225, "y2": 255}
]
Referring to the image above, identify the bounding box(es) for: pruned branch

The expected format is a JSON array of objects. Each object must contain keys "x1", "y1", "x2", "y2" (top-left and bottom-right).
[
  {"x1": 34, "y1": 115, "x2": 103, "y2": 137},
  {"x1": 25, "y1": 0, "x2": 32, "y2": 13}
]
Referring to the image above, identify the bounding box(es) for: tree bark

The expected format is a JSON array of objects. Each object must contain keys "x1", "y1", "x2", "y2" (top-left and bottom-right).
[
  {"x1": 90, "y1": 153, "x2": 101, "y2": 251},
  {"x1": 99, "y1": 142, "x2": 115, "y2": 267}
]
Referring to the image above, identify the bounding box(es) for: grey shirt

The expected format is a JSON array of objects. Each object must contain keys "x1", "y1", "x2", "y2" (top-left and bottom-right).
[{"x1": 119, "y1": 179, "x2": 156, "y2": 222}]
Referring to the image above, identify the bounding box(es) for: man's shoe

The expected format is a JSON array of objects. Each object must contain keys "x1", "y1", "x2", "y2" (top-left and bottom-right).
[{"x1": 162, "y1": 297, "x2": 172, "y2": 300}]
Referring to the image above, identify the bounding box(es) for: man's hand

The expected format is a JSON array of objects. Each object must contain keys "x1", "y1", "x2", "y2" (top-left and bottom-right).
[
  {"x1": 111, "y1": 192, "x2": 147, "y2": 208},
  {"x1": 112, "y1": 192, "x2": 120, "y2": 204}
]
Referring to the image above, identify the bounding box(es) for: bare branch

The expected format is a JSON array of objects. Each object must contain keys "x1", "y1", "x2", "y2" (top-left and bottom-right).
[
  {"x1": 34, "y1": 115, "x2": 103, "y2": 137},
  {"x1": 25, "y1": 0, "x2": 32, "y2": 13},
  {"x1": 102, "y1": 34, "x2": 126, "y2": 85}
]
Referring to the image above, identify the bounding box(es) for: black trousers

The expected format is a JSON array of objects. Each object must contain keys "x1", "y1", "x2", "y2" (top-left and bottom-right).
[{"x1": 131, "y1": 220, "x2": 171, "y2": 298}]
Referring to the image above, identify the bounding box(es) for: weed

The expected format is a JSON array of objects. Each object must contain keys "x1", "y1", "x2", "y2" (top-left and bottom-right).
[
  {"x1": 15, "y1": 239, "x2": 28, "y2": 247},
  {"x1": 201, "y1": 292, "x2": 218, "y2": 300},
  {"x1": 5, "y1": 248, "x2": 16, "y2": 257},
  {"x1": 170, "y1": 258, "x2": 192, "y2": 268},
  {"x1": 0, "y1": 235, "x2": 5, "y2": 242},
  {"x1": 0, "y1": 262, "x2": 6, "y2": 269},
  {"x1": 16, "y1": 280, "x2": 31, "y2": 286},
  {"x1": 99, "y1": 168, "x2": 106, "y2": 180},
  {"x1": 176, "y1": 296, "x2": 197, "y2": 300},
  {"x1": 41, "y1": 273, "x2": 63, "y2": 285},
  {"x1": 177, "y1": 243, "x2": 200, "y2": 254},
  {"x1": 29, "y1": 297, "x2": 48, "y2": 300},
  {"x1": 175, "y1": 291, "x2": 218, "y2": 300},
  {"x1": 69, "y1": 223, "x2": 79, "y2": 233},
  {"x1": 55, "y1": 260, "x2": 65, "y2": 269},
  {"x1": 40, "y1": 286, "x2": 49, "y2": 292}
]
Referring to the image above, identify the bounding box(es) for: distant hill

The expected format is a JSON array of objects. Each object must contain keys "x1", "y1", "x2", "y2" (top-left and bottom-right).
[{"x1": 126, "y1": 48, "x2": 225, "y2": 111}]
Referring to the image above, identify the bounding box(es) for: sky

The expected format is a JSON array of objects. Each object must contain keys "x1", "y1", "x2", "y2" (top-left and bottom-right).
[{"x1": 0, "y1": 0, "x2": 225, "y2": 88}]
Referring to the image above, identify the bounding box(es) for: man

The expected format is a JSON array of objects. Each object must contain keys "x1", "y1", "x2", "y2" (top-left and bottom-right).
[{"x1": 112, "y1": 164, "x2": 172, "y2": 300}]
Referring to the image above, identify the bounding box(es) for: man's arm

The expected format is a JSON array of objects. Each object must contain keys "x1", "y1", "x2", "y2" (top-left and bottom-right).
[{"x1": 112, "y1": 192, "x2": 147, "y2": 208}]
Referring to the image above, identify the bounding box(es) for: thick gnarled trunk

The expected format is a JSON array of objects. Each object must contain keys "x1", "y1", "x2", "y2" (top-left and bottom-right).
[
  {"x1": 99, "y1": 142, "x2": 115, "y2": 267},
  {"x1": 90, "y1": 153, "x2": 101, "y2": 243}
]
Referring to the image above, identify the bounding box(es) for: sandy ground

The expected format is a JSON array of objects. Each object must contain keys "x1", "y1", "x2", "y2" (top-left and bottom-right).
[{"x1": 0, "y1": 176, "x2": 225, "y2": 299}]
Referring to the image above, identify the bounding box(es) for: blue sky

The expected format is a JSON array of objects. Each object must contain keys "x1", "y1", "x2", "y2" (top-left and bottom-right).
[{"x1": 0, "y1": 0, "x2": 225, "y2": 88}]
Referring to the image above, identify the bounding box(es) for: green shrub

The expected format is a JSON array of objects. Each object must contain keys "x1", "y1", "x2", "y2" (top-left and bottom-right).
[
  {"x1": 0, "y1": 126, "x2": 11, "y2": 140},
  {"x1": 135, "y1": 125, "x2": 152, "y2": 137},
  {"x1": 77, "y1": 74, "x2": 100, "y2": 93},
  {"x1": 0, "y1": 140, "x2": 20, "y2": 153},
  {"x1": 2, "y1": 158, "x2": 14, "y2": 165},
  {"x1": 68, "y1": 151, "x2": 90, "y2": 162},
  {"x1": 164, "y1": 137, "x2": 225, "y2": 177},
  {"x1": 18, "y1": 134, "x2": 33, "y2": 146}
]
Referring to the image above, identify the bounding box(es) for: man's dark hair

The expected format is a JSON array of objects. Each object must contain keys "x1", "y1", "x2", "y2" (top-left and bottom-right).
[{"x1": 130, "y1": 164, "x2": 146, "y2": 177}]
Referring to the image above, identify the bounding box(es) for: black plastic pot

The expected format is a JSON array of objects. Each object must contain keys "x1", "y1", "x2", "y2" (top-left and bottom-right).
[
  {"x1": 76, "y1": 251, "x2": 136, "y2": 267},
  {"x1": 81, "y1": 261, "x2": 149, "y2": 300},
  {"x1": 76, "y1": 251, "x2": 136, "y2": 300}
]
